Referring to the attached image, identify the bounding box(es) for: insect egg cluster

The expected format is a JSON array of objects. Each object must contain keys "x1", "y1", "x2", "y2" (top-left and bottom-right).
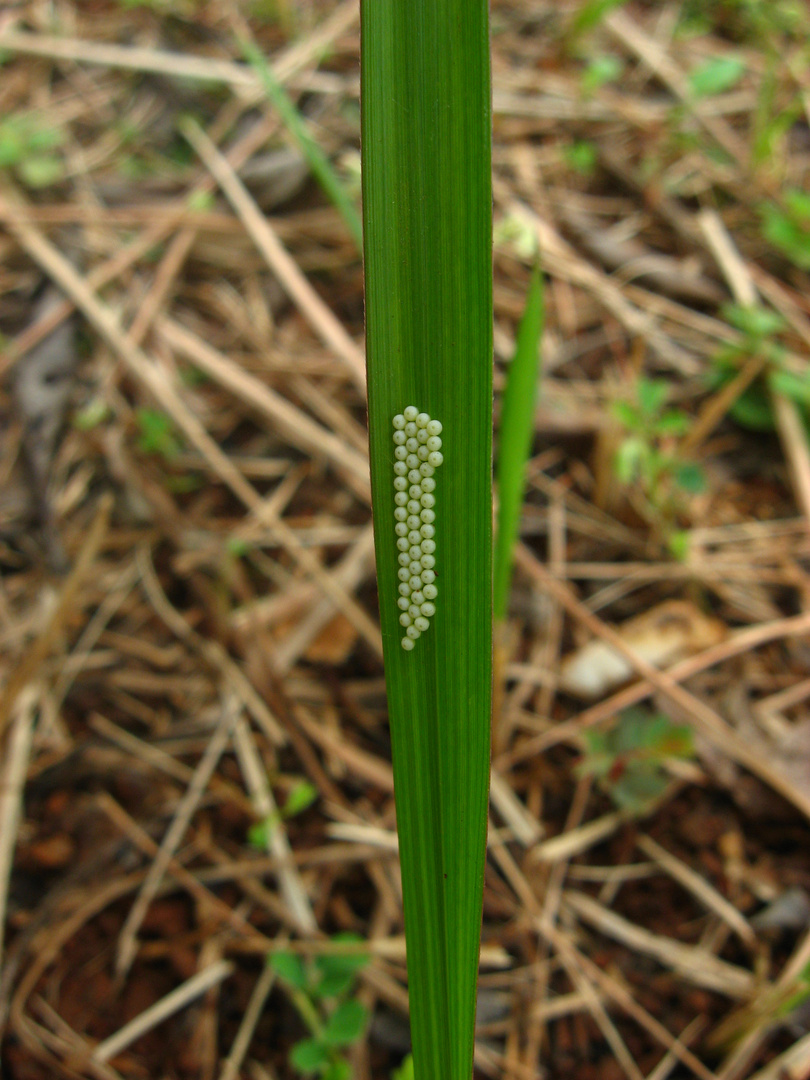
[{"x1": 392, "y1": 406, "x2": 443, "y2": 651}]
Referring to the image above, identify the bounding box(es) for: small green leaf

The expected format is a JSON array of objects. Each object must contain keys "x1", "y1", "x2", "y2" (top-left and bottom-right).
[
  {"x1": 314, "y1": 933, "x2": 369, "y2": 998},
  {"x1": 654, "y1": 410, "x2": 690, "y2": 436},
  {"x1": 321, "y1": 1000, "x2": 368, "y2": 1047},
  {"x1": 611, "y1": 400, "x2": 641, "y2": 431},
  {"x1": 18, "y1": 154, "x2": 64, "y2": 188},
  {"x1": 136, "y1": 408, "x2": 181, "y2": 459},
  {"x1": 269, "y1": 951, "x2": 308, "y2": 989},
  {"x1": 611, "y1": 768, "x2": 670, "y2": 812},
  {"x1": 636, "y1": 378, "x2": 671, "y2": 419},
  {"x1": 247, "y1": 815, "x2": 279, "y2": 849},
  {"x1": 761, "y1": 200, "x2": 810, "y2": 269},
  {"x1": 729, "y1": 383, "x2": 776, "y2": 431},
  {"x1": 227, "y1": 537, "x2": 251, "y2": 558},
  {"x1": 282, "y1": 780, "x2": 318, "y2": 818},
  {"x1": 564, "y1": 140, "x2": 598, "y2": 175},
  {"x1": 770, "y1": 369, "x2": 810, "y2": 408},
  {"x1": 688, "y1": 56, "x2": 745, "y2": 98},
  {"x1": 722, "y1": 302, "x2": 785, "y2": 340},
  {"x1": 568, "y1": 0, "x2": 627, "y2": 40},
  {"x1": 314, "y1": 970, "x2": 355, "y2": 1000},
  {"x1": 785, "y1": 189, "x2": 810, "y2": 220},
  {"x1": 290, "y1": 1038, "x2": 329, "y2": 1073},
  {"x1": 392, "y1": 1054, "x2": 415, "y2": 1080},
  {"x1": 316, "y1": 935, "x2": 370, "y2": 975},
  {"x1": 73, "y1": 399, "x2": 110, "y2": 431},
  {"x1": 667, "y1": 529, "x2": 691, "y2": 561},
  {"x1": 613, "y1": 436, "x2": 645, "y2": 484},
  {"x1": 321, "y1": 1060, "x2": 351, "y2": 1080},
  {"x1": 581, "y1": 54, "x2": 623, "y2": 95},
  {"x1": 674, "y1": 461, "x2": 706, "y2": 494}
]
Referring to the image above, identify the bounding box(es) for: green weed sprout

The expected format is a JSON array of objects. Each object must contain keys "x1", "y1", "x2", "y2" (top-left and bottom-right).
[
  {"x1": 0, "y1": 114, "x2": 64, "y2": 189},
  {"x1": 612, "y1": 377, "x2": 705, "y2": 552},
  {"x1": 710, "y1": 303, "x2": 810, "y2": 434},
  {"x1": 247, "y1": 780, "x2": 318, "y2": 850},
  {"x1": 577, "y1": 708, "x2": 695, "y2": 814},
  {"x1": 270, "y1": 937, "x2": 370, "y2": 1080}
]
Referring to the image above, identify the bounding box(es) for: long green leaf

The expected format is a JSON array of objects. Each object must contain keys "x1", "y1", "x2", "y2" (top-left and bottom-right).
[
  {"x1": 243, "y1": 38, "x2": 363, "y2": 251},
  {"x1": 361, "y1": 4, "x2": 492, "y2": 1080},
  {"x1": 494, "y1": 267, "x2": 545, "y2": 622}
]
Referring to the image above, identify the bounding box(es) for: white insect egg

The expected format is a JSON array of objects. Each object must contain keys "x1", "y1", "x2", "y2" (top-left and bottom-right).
[{"x1": 394, "y1": 407, "x2": 442, "y2": 653}]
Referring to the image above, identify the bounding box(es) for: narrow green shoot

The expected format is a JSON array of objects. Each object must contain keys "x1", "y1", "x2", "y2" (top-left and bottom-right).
[
  {"x1": 243, "y1": 38, "x2": 363, "y2": 251},
  {"x1": 361, "y1": 2, "x2": 492, "y2": 1078},
  {"x1": 494, "y1": 267, "x2": 545, "y2": 623}
]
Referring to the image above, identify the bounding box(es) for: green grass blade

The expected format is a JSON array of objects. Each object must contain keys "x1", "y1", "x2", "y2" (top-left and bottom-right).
[
  {"x1": 494, "y1": 267, "x2": 545, "y2": 622},
  {"x1": 361, "y1": 3, "x2": 492, "y2": 1079},
  {"x1": 243, "y1": 38, "x2": 363, "y2": 251}
]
